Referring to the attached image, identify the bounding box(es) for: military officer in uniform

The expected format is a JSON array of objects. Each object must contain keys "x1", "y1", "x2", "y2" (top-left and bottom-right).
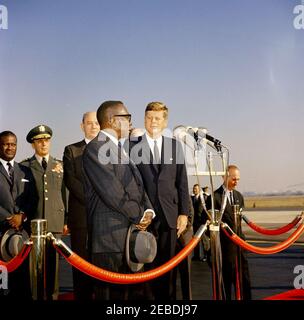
[{"x1": 21, "y1": 125, "x2": 67, "y2": 300}]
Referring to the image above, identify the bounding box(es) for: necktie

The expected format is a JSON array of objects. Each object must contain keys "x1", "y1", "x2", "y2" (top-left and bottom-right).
[
  {"x1": 154, "y1": 140, "x2": 160, "y2": 164},
  {"x1": 229, "y1": 191, "x2": 234, "y2": 205},
  {"x1": 7, "y1": 162, "x2": 14, "y2": 183},
  {"x1": 42, "y1": 157, "x2": 48, "y2": 171}
]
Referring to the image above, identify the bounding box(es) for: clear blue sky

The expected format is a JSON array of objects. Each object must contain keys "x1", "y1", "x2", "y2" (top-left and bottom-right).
[{"x1": 0, "y1": 0, "x2": 303, "y2": 193}]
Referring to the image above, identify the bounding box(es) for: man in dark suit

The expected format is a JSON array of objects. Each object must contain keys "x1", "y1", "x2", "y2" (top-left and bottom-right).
[
  {"x1": 63, "y1": 111, "x2": 99, "y2": 300},
  {"x1": 0, "y1": 131, "x2": 37, "y2": 298},
  {"x1": 191, "y1": 184, "x2": 206, "y2": 261},
  {"x1": 21, "y1": 125, "x2": 67, "y2": 300},
  {"x1": 82, "y1": 100, "x2": 154, "y2": 300},
  {"x1": 130, "y1": 102, "x2": 189, "y2": 300},
  {"x1": 206, "y1": 164, "x2": 251, "y2": 300}
]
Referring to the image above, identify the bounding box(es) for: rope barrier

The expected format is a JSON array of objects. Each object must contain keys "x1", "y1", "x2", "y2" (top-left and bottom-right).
[
  {"x1": 221, "y1": 222, "x2": 304, "y2": 255},
  {"x1": 242, "y1": 212, "x2": 304, "y2": 236},
  {"x1": 51, "y1": 223, "x2": 208, "y2": 285},
  {"x1": 0, "y1": 242, "x2": 32, "y2": 272}
]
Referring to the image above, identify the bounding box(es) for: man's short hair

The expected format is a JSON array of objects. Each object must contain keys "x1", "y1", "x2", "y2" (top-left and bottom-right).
[
  {"x1": 227, "y1": 165, "x2": 239, "y2": 172},
  {"x1": 145, "y1": 102, "x2": 168, "y2": 119},
  {"x1": 97, "y1": 101, "x2": 124, "y2": 126},
  {"x1": 0, "y1": 131, "x2": 17, "y2": 141},
  {"x1": 82, "y1": 111, "x2": 96, "y2": 123},
  {"x1": 193, "y1": 183, "x2": 200, "y2": 188}
]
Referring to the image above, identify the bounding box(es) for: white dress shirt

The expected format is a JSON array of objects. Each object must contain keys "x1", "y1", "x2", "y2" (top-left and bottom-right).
[
  {"x1": 145, "y1": 133, "x2": 162, "y2": 161},
  {"x1": 35, "y1": 154, "x2": 50, "y2": 167},
  {"x1": 0, "y1": 158, "x2": 14, "y2": 176}
]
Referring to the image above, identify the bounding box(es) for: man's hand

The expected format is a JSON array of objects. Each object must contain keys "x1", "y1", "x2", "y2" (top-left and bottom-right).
[
  {"x1": 177, "y1": 214, "x2": 188, "y2": 238},
  {"x1": 6, "y1": 213, "x2": 23, "y2": 230},
  {"x1": 135, "y1": 211, "x2": 153, "y2": 231},
  {"x1": 63, "y1": 224, "x2": 70, "y2": 235}
]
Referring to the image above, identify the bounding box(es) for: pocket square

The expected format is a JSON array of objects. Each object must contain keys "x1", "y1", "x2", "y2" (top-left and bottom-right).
[{"x1": 21, "y1": 179, "x2": 29, "y2": 182}]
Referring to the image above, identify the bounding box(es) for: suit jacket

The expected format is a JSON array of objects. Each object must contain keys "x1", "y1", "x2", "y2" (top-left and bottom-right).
[
  {"x1": 129, "y1": 134, "x2": 189, "y2": 229},
  {"x1": 191, "y1": 194, "x2": 204, "y2": 228},
  {"x1": 0, "y1": 161, "x2": 37, "y2": 233},
  {"x1": 206, "y1": 185, "x2": 245, "y2": 263},
  {"x1": 82, "y1": 131, "x2": 153, "y2": 254},
  {"x1": 21, "y1": 155, "x2": 66, "y2": 233},
  {"x1": 63, "y1": 140, "x2": 87, "y2": 229}
]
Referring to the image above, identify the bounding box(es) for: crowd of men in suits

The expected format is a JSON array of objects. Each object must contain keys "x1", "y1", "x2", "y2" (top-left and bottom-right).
[{"x1": 0, "y1": 100, "x2": 251, "y2": 300}]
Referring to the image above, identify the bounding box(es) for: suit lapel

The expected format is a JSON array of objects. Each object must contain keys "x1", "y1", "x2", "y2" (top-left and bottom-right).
[
  {"x1": 0, "y1": 162, "x2": 11, "y2": 185},
  {"x1": 142, "y1": 134, "x2": 161, "y2": 175}
]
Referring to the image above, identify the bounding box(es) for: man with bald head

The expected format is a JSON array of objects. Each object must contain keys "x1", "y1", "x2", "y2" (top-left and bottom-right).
[
  {"x1": 82, "y1": 101, "x2": 154, "y2": 300},
  {"x1": 206, "y1": 164, "x2": 251, "y2": 300},
  {"x1": 63, "y1": 111, "x2": 100, "y2": 300}
]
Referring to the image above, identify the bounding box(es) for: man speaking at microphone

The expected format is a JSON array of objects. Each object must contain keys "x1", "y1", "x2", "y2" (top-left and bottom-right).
[{"x1": 130, "y1": 102, "x2": 189, "y2": 300}]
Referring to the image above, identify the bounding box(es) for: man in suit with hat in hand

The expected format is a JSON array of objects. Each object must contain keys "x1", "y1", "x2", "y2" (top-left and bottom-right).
[
  {"x1": 21, "y1": 124, "x2": 67, "y2": 300},
  {"x1": 83, "y1": 101, "x2": 155, "y2": 300},
  {"x1": 0, "y1": 130, "x2": 37, "y2": 298}
]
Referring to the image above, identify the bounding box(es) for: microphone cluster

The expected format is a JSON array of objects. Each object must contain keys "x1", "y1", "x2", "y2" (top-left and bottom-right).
[{"x1": 173, "y1": 125, "x2": 222, "y2": 152}]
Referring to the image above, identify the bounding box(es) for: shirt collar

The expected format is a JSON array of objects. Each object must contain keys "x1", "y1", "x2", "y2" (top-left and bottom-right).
[
  {"x1": 35, "y1": 154, "x2": 49, "y2": 165},
  {"x1": 101, "y1": 130, "x2": 119, "y2": 146},
  {"x1": 145, "y1": 133, "x2": 162, "y2": 152},
  {"x1": 0, "y1": 158, "x2": 14, "y2": 170},
  {"x1": 223, "y1": 185, "x2": 233, "y2": 193}
]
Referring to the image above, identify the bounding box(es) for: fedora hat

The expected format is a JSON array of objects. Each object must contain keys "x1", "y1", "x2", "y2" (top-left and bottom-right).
[
  {"x1": 125, "y1": 224, "x2": 157, "y2": 272},
  {"x1": 0, "y1": 228, "x2": 29, "y2": 262}
]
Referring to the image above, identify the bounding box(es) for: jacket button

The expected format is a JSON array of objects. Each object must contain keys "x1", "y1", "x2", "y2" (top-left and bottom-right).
[{"x1": 45, "y1": 197, "x2": 48, "y2": 201}]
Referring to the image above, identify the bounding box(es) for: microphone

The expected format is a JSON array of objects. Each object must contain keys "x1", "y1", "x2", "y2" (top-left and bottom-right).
[
  {"x1": 173, "y1": 125, "x2": 197, "y2": 150},
  {"x1": 188, "y1": 126, "x2": 222, "y2": 152},
  {"x1": 173, "y1": 125, "x2": 222, "y2": 152}
]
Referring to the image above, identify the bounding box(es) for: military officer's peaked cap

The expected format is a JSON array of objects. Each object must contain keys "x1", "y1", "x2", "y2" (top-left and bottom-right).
[{"x1": 26, "y1": 125, "x2": 53, "y2": 143}]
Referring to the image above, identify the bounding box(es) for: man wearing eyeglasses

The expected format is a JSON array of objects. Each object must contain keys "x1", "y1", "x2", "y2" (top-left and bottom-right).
[{"x1": 82, "y1": 100, "x2": 154, "y2": 300}]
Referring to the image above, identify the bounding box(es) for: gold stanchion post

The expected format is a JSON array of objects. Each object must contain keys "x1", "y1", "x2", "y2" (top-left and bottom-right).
[{"x1": 30, "y1": 219, "x2": 47, "y2": 300}]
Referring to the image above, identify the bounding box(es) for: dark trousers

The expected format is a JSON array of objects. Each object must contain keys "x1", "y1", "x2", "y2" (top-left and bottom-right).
[
  {"x1": 148, "y1": 222, "x2": 177, "y2": 300},
  {"x1": 173, "y1": 242, "x2": 192, "y2": 300},
  {"x1": 92, "y1": 252, "x2": 129, "y2": 300},
  {"x1": 70, "y1": 227, "x2": 93, "y2": 300},
  {"x1": 222, "y1": 250, "x2": 252, "y2": 300}
]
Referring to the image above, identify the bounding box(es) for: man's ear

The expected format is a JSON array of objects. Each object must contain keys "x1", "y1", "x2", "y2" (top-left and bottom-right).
[{"x1": 80, "y1": 122, "x2": 84, "y2": 133}]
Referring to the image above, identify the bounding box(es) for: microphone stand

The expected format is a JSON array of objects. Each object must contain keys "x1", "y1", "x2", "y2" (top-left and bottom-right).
[
  {"x1": 195, "y1": 137, "x2": 228, "y2": 300},
  {"x1": 173, "y1": 126, "x2": 229, "y2": 300}
]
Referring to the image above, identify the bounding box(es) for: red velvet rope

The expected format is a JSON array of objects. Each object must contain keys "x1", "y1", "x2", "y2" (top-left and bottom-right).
[
  {"x1": 0, "y1": 244, "x2": 32, "y2": 272},
  {"x1": 243, "y1": 214, "x2": 302, "y2": 236},
  {"x1": 222, "y1": 223, "x2": 304, "y2": 255},
  {"x1": 55, "y1": 236, "x2": 200, "y2": 284}
]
